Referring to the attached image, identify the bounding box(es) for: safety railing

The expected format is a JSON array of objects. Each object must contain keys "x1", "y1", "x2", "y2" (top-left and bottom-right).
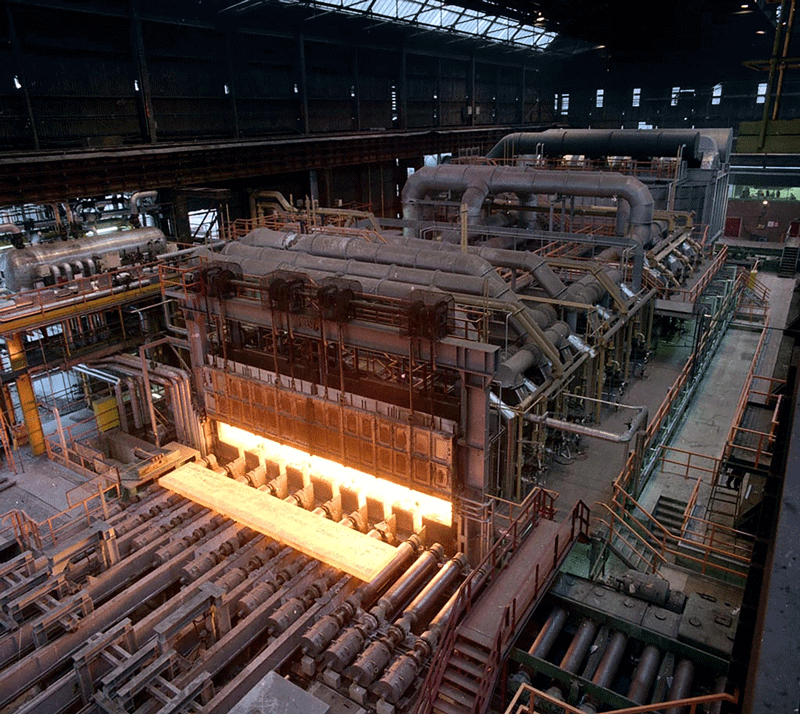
[
  {"x1": 450, "y1": 155, "x2": 681, "y2": 180},
  {"x1": 645, "y1": 350, "x2": 695, "y2": 445},
  {"x1": 721, "y1": 353, "x2": 783, "y2": 473},
  {"x1": 0, "y1": 261, "x2": 162, "y2": 327},
  {"x1": 42, "y1": 405, "x2": 130, "y2": 489},
  {"x1": 597, "y1": 483, "x2": 753, "y2": 582},
  {"x1": 0, "y1": 480, "x2": 119, "y2": 552},
  {"x1": 414, "y1": 496, "x2": 590, "y2": 714},
  {"x1": 159, "y1": 263, "x2": 205, "y2": 300},
  {"x1": 221, "y1": 216, "x2": 280, "y2": 240},
  {"x1": 667, "y1": 244, "x2": 728, "y2": 303},
  {"x1": 653, "y1": 446, "x2": 755, "y2": 560},
  {"x1": 487, "y1": 488, "x2": 558, "y2": 535},
  {"x1": 504, "y1": 682, "x2": 737, "y2": 714}
]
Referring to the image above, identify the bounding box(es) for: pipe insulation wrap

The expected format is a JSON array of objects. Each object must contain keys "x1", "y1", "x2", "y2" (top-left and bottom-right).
[
  {"x1": 1, "y1": 226, "x2": 167, "y2": 292},
  {"x1": 209, "y1": 241, "x2": 572, "y2": 384},
  {"x1": 401, "y1": 165, "x2": 655, "y2": 250}
]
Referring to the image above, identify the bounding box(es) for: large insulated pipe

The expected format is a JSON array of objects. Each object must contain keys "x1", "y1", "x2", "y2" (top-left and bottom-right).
[
  {"x1": 627, "y1": 645, "x2": 661, "y2": 704},
  {"x1": 243, "y1": 229, "x2": 569, "y2": 300},
  {"x1": 487, "y1": 129, "x2": 703, "y2": 166},
  {"x1": 244, "y1": 229, "x2": 570, "y2": 301},
  {"x1": 401, "y1": 165, "x2": 654, "y2": 250},
  {"x1": 1, "y1": 226, "x2": 167, "y2": 292},
  {"x1": 393, "y1": 230, "x2": 629, "y2": 298},
  {"x1": 194, "y1": 247, "x2": 439, "y2": 302},
  {"x1": 130, "y1": 190, "x2": 158, "y2": 217}
]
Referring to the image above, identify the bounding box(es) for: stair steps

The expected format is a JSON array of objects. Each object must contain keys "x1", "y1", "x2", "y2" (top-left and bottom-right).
[
  {"x1": 653, "y1": 496, "x2": 686, "y2": 537},
  {"x1": 779, "y1": 245, "x2": 799, "y2": 278},
  {"x1": 431, "y1": 635, "x2": 489, "y2": 714}
]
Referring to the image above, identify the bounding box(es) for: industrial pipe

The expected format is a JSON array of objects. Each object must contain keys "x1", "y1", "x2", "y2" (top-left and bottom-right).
[
  {"x1": 401, "y1": 165, "x2": 654, "y2": 251},
  {"x1": 0, "y1": 226, "x2": 167, "y2": 292},
  {"x1": 130, "y1": 190, "x2": 158, "y2": 217},
  {"x1": 523, "y1": 404, "x2": 648, "y2": 444},
  {"x1": 486, "y1": 129, "x2": 703, "y2": 165}
]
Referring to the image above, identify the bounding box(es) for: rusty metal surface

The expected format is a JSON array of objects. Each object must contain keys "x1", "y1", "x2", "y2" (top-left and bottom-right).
[{"x1": 460, "y1": 517, "x2": 562, "y2": 646}]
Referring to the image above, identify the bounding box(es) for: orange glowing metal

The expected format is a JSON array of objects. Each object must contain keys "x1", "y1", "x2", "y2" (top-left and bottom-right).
[
  {"x1": 217, "y1": 423, "x2": 452, "y2": 526},
  {"x1": 160, "y1": 462, "x2": 399, "y2": 581}
]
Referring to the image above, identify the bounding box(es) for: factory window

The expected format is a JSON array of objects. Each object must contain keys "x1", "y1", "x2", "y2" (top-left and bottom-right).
[
  {"x1": 671, "y1": 87, "x2": 679, "y2": 106},
  {"x1": 712, "y1": 83, "x2": 722, "y2": 105},
  {"x1": 224, "y1": 84, "x2": 230, "y2": 95},
  {"x1": 632, "y1": 88, "x2": 641, "y2": 107},
  {"x1": 596, "y1": 89, "x2": 604, "y2": 108},
  {"x1": 391, "y1": 83, "x2": 398, "y2": 123},
  {"x1": 13, "y1": 76, "x2": 21, "y2": 89},
  {"x1": 554, "y1": 93, "x2": 559, "y2": 112},
  {"x1": 134, "y1": 79, "x2": 140, "y2": 92},
  {"x1": 189, "y1": 208, "x2": 220, "y2": 242},
  {"x1": 757, "y1": 82, "x2": 768, "y2": 104},
  {"x1": 561, "y1": 93, "x2": 569, "y2": 114}
]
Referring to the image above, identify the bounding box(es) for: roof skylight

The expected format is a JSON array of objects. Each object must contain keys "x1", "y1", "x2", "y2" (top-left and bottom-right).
[{"x1": 274, "y1": 0, "x2": 557, "y2": 50}]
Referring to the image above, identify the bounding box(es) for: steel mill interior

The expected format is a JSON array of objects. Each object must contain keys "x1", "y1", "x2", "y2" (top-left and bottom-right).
[{"x1": 0, "y1": 2, "x2": 799, "y2": 714}]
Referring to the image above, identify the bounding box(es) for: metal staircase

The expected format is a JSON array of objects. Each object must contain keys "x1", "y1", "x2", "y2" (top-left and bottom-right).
[
  {"x1": 414, "y1": 496, "x2": 590, "y2": 714},
  {"x1": 779, "y1": 241, "x2": 799, "y2": 278}
]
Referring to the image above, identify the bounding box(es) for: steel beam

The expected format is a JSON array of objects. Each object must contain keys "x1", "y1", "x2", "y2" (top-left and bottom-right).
[
  {"x1": 129, "y1": 0, "x2": 157, "y2": 144},
  {"x1": 4, "y1": 2, "x2": 39, "y2": 150},
  {"x1": 0, "y1": 126, "x2": 516, "y2": 205}
]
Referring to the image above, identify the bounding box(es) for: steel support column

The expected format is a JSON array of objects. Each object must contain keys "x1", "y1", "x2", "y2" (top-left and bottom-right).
[
  {"x1": 5, "y1": 333, "x2": 44, "y2": 456},
  {"x1": 4, "y1": 2, "x2": 39, "y2": 150},
  {"x1": 297, "y1": 34, "x2": 309, "y2": 135},
  {"x1": 224, "y1": 31, "x2": 240, "y2": 140},
  {"x1": 399, "y1": 45, "x2": 408, "y2": 130},
  {"x1": 129, "y1": 0, "x2": 157, "y2": 144},
  {"x1": 352, "y1": 48, "x2": 361, "y2": 131}
]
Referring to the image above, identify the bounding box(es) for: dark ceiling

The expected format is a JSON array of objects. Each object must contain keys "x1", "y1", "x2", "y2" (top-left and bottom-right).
[
  {"x1": 467, "y1": 0, "x2": 777, "y2": 80},
  {"x1": 211, "y1": 0, "x2": 780, "y2": 84}
]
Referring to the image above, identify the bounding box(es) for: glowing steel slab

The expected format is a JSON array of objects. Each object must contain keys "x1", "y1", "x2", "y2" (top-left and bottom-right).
[{"x1": 159, "y1": 463, "x2": 398, "y2": 581}]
